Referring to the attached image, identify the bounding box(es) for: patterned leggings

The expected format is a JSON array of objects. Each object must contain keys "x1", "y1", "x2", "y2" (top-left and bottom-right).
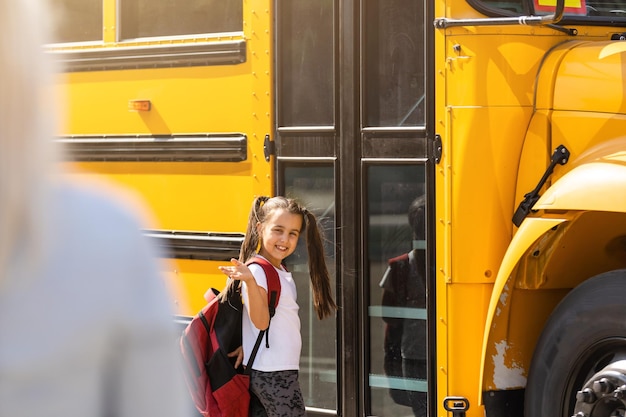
[{"x1": 249, "y1": 370, "x2": 305, "y2": 417}]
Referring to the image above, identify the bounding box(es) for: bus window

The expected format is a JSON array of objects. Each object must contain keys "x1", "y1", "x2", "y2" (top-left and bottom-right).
[
  {"x1": 283, "y1": 164, "x2": 337, "y2": 410},
  {"x1": 119, "y1": 0, "x2": 243, "y2": 40},
  {"x1": 364, "y1": 0, "x2": 426, "y2": 127},
  {"x1": 50, "y1": 0, "x2": 102, "y2": 44},
  {"x1": 585, "y1": 0, "x2": 626, "y2": 16},
  {"x1": 472, "y1": 0, "x2": 527, "y2": 13}
]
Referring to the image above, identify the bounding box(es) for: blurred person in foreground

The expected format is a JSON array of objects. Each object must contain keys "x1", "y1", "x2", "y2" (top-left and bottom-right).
[{"x1": 0, "y1": 1, "x2": 186, "y2": 416}]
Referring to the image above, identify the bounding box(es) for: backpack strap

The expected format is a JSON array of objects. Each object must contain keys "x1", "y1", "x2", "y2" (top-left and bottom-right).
[
  {"x1": 247, "y1": 257, "x2": 282, "y2": 316},
  {"x1": 244, "y1": 257, "x2": 283, "y2": 372}
]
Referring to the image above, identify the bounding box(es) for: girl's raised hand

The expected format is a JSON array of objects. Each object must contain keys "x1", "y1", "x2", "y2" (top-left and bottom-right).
[{"x1": 218, "y1": 258, "x2": 254, "y2": 283}]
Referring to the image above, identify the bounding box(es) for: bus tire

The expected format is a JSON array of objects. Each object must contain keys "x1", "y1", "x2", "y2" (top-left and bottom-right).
[{"x1": 525, "y1": 269, "x2": 626, "y2": 417}]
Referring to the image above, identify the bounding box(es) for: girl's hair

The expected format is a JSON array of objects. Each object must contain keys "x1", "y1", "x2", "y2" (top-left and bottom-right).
[
  {"x1": 0, "y1": 0, "x2": 61, "y2": 279},
  {"x1": 238, "y1": 196, "x2": 337, "y2": 320}
]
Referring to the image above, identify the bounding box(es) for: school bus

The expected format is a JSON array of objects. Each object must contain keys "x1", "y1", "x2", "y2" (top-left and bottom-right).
[{"x1": 48, "y1": 0, "x2": 626, "y2": 416}]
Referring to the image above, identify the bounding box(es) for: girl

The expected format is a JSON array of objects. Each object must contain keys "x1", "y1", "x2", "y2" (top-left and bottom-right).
[{"x1": 218, "y1": 196, "x2": 337, "y2": 417}]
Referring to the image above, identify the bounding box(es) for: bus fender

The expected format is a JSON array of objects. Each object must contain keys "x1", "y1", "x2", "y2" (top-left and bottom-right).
[
  {"x1": 479, "y1": 217, "x2": 565, "y2": 399},
  {"x1": 533, "y1": 157, "x2": 626, "y2": 213},
  {"x1": 481, "y1": 148, "x2": 626, "y2": 400}
]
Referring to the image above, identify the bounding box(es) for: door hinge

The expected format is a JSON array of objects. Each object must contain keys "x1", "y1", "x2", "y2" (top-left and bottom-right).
[
  {"x1": 263, "y1": 134, "x2": 275, "y2": 162},
  {"x1": 433, "y1": 134, "x2": 443, "y2": 164}
]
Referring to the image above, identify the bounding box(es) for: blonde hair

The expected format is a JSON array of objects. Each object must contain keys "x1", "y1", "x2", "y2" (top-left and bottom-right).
[{"x1": 0, "y1": 0, "x2": 61, "y2": 276}]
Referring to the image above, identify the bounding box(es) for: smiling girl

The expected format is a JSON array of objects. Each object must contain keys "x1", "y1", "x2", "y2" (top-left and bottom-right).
[{"x1": 218, "y1": 196, "x2": 337, "y2": 416}]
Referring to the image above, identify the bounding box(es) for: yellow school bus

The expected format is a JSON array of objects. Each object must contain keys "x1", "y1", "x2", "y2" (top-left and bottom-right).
[{"x1": 49, "y1": 0, "x2": 626, "y2": 416}]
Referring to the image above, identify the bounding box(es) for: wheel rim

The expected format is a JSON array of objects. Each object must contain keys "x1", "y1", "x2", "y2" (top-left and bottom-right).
[{"x1": 566, "y1": 338, "x2": 626, "y2": 417}]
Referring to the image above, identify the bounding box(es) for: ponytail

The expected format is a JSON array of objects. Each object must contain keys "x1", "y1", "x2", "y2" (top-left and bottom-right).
[
  {"x1": 238, "y1": 196, "x2": 268, "y2": 263},
  {"x1": 302, "y1": 209, "x2": 338, "y2": 319}
]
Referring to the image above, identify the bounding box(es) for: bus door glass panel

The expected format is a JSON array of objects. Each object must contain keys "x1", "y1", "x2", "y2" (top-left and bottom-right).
[
  {"x1": 367, "y1": 164, "x2": 428, "y2": 417},
  {"x1": 120, "y1": 0, "x2": 243, "y2": 39},
  {"x1": 50, "y1": 0, "x2": 102, "y2": 43},
  {"x1": 283, "y1": 165, "x2": 337, "y2": 411},
  {"x1": 363, "y1": 0, "x2": 426, "y2": 127},
  {"x1": 276, "y1": 0, "x2": 337, "y2": 411},
  {"x1": 276, "y1": 0, "x2": 334, "y2": 127}
]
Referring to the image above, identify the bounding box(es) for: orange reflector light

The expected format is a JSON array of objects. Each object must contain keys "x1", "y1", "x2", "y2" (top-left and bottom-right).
[{"x1": 128, "y1": 100, "x2": 151, "y2": 111}]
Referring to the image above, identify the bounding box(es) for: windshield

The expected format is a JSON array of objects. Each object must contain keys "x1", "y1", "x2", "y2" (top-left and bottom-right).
[{"x1": 471, "y1": 0, "x2": 626, "y2": 21}]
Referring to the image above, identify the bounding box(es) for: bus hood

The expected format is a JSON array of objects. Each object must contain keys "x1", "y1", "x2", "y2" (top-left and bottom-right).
[{"x1": 536, "y1": 40, "x2": 626, "y2": 115}]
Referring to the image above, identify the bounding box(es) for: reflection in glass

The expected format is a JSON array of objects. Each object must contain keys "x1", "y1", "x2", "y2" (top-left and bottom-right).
[
  {"x1": 50, "y1": 0, "x2": 102, "y2": 43},
  {"x1": 364, "y1": 0, "x2": 426, "y2": 127},
  {"x1": 284, "y1": 165, "x2": 337, "y2": 410},
  {"x1": 120, "y1": 0, "x2": 242, "y2": 39},
  {"x1": 367, "y1": 165, "x2": 428, "y2": 417},
  {"x1": 584, "y1": 0, "x2": 626, "y2": 16}
]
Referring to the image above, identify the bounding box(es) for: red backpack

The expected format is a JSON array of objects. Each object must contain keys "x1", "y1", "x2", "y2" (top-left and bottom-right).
[{"x1": 179, "y1": 258, "x2": 282, "y2": 417}]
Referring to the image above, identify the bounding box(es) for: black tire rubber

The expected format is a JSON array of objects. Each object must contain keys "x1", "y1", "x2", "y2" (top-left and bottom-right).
[{"x1": 525, "y1": 269, "x2": 626, "y2": 417}]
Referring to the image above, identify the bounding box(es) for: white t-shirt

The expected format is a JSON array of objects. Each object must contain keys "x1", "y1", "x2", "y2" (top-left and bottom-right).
[{"x1": 241, "y1": 256, "x2": 301, "y2": 371}]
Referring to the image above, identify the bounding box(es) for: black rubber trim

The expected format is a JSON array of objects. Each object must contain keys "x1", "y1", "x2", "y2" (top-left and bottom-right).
[
  {"x1": 59, "y1": 133, "x2": 247, "y2": 162},
  {"x1": 48, "y1": 40, "x2": 246, "y2": 72},
  {"x1": 145, "y1": 230, "x2": 244, "y2": 261},
  {"x1": 483, "y1": 388, "x2": 525, "y2": 417}
]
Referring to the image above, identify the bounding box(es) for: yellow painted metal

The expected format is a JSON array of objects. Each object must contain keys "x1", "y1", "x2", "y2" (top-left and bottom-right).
[
  {"x1": 445, "y1": 31, "x2": 553, "y2": 108},
  {"x1": 534, "y1": 144, "x2": 626, "y2": 212},
  {"x1": 164, "y1": 259, "x2": 230, "y2": 315},
  {"x1": 479, "y1": 216, "x2": 566, "y2": 396},
  {"x1": 59, "y1": 64, "x2": 255, "y2": 134},
  {"x1": 473, "y1": 40, "x2": 626, "y2": 413},
  {"x1": 103, "y1": 0, "x2": 116, "y2": 44},
  {"x1": 434, "y1": 1, "x2": 450, "y2": 411},
  {"x1": 552, "y1": 41, "x2": 626, "y2": 115},
  {"x1": 435, "y1": 6, "x2": 626, "y2": 416},
  {"x1": 480, "y1": 208, "x2": 626, "y2": 400},
  {"x1": 65, "y1": 162, "x2": 255, "y2": 232},
  {"x1": 436, "y1": 22, "x2": 568, "y2": 417},
  {"x1": 449, "y1": 106, "x2": 531, "y2": 285},
  {"x1": 52, "y1": 0, "x2": 274, "y2": 317},
  {"x1": 534, "y1": 40, "x2": 583, "y2": 110},
  {"x1": 446, "y1": 283, "x2": 494, "y2": 413},
  {"x1": 535, "y1": 211, "x2": 626, "y2": 289},
  {"x1": 513, "y1": 111, "x2": 551, "y2": 210},
  {"x1": 550, "y1": 112, "x2": 626, "y2": 169}
]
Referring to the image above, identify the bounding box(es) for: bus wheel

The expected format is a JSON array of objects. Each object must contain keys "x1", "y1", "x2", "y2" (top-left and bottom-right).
[{"x1": 525, "y1": 269, "x2": 626, "y2": 417}]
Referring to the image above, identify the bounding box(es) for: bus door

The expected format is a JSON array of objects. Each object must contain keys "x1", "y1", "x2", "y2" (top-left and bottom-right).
[{"x1": 273, "y1": 1, "x2": 434, "y2": 416}]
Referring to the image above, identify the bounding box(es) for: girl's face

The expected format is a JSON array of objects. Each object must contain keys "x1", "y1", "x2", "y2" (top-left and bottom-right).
[{"x1": 257, "y1": 208, "x2": 303, "y2": 268}]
